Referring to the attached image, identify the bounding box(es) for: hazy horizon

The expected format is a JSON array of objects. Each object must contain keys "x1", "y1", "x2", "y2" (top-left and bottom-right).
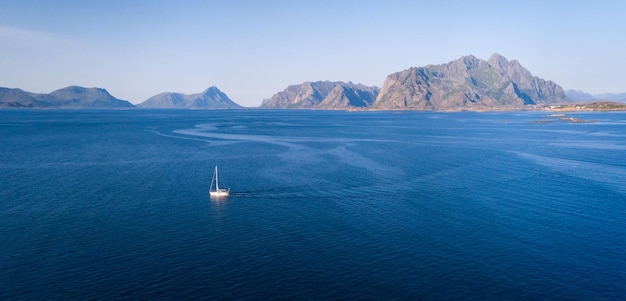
[{"x1": 2, "y1": 1, "x2": 625, "y2": 106}]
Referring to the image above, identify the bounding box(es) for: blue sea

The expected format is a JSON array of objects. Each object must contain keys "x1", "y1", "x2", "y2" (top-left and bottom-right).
[{"x1": 1, "y1": 110, "x2": 625, "y2": 300}]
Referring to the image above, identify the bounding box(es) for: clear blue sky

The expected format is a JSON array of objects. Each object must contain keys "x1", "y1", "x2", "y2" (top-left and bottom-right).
[{"x1": 1, "y1": 0, "x2": 625, "y2": 106}]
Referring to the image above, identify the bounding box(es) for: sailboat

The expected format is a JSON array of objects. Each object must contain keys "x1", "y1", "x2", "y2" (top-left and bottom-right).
[{"x1": 209, "y1": 165, "x2": 230, "y2": 197}]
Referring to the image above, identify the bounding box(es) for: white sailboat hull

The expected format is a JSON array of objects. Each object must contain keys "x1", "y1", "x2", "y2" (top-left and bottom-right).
[{"x1": 209, "y1": 189, "x2": 230, "y2": 197}]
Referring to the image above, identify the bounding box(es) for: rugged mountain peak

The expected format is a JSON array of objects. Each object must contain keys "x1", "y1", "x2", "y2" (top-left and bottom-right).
[
  {"x1": 487, "y1": 53, "x2": 508, "y2": 68},
  {"x1": 261, "y1": 81, "x2": 379, "y2": 109},
  {"x1": 456, "y1": 55, "x2": 482, "y2": 69},
  {"x1": 201, "y1": 86, "x2": 221, "y2": 96},
  {"x1": 373, "y1": 54, "x2": 570, "y2": 110},
  {"x1": 318, "y1": 83, "x2": 379, "y2": 108}
]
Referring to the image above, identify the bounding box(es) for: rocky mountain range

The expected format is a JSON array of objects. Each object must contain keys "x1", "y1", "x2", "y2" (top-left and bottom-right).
[
  {"x1": 372, "y1": 54, "x2": 570, "y2": 110},
  {"x1": 137, "y1": 86, "x2": 242, "y2": 109},
  {"x1": 260, "y1": 81, "x2": 379, "y2": 109},
  {"x1": 4, "y1": 53, "x2": 622, "y2": 111},
  {"x1": 564, "y1": 90, "x2": 626, "y2": 102},
  {"x1": 0, "y1": 86, "x2": 242, "y2": 109},
  {"x1": 592, "y1": 92, "x2": 626, "y2": 102},
  {"x1": 564, "y1": 89, "x2": 596, "y2": 101},
  {"x1": 0, "y1": 86, "x2": 133, "y2": 108}
]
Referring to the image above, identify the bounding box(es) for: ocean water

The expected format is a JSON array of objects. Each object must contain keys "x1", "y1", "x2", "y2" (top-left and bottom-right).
[{"x1": 1, "y1": 110, "x2": 625, "y2": 300}]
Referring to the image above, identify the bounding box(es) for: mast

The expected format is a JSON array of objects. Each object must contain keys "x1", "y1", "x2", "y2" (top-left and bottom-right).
[{"x1": 215, "y1": 166, "x2": 219, "y2": 190}]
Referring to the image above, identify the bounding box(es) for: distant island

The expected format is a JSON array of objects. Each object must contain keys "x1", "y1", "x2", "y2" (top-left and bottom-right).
[
  {"x1": 0, "y1": 86, "x2": 133, "y2": 108},
  {"x1": 137, "y1": 86, "x2": 241, "y2": 109},
  {"x1": 2, "y1": 53, "x2": 626, "y2": 112},
  {"x1": 260, "y1": 81, "x2": 379, "y2": 109},
  {"x1": 565, "y1": 90, "x2": 626, "y2": 102},
  {"x1": 539, "y1": 101, "x2": 626, "y2": 112}
]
